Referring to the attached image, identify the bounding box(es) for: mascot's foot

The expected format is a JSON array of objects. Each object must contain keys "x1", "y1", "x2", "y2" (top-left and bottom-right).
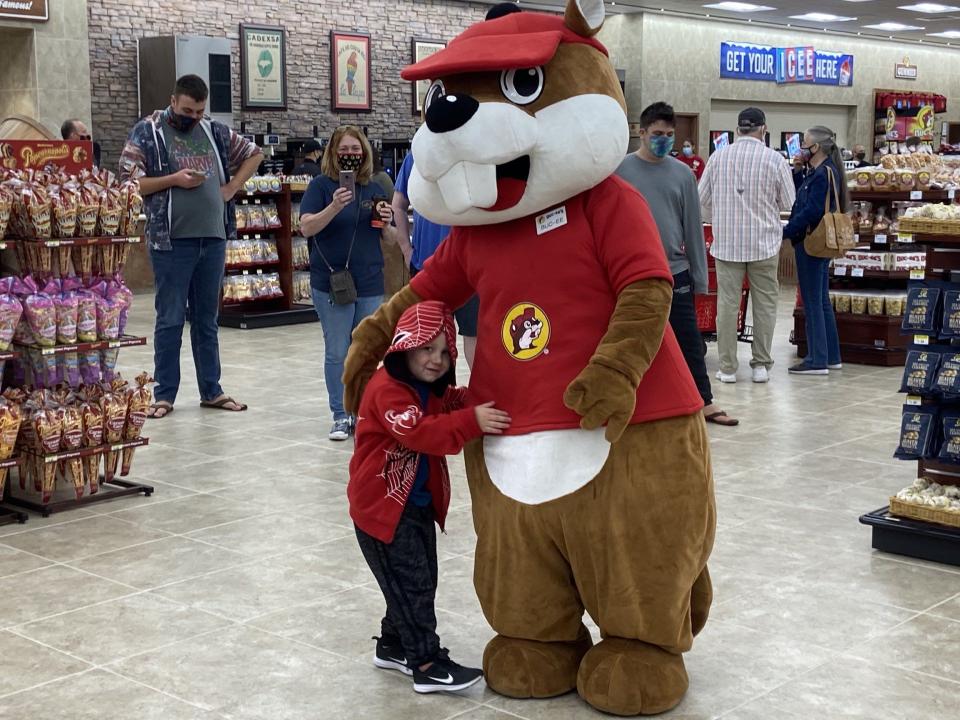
[
  {"x1": 483, "y1": 627, "x2": 593, "y2": 699},
  {"x1": 577, "y1": 638, "x2": 688, "y2": 716}
]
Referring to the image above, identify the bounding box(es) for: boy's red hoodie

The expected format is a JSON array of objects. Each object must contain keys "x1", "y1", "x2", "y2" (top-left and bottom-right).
[{"x1": 348, "y1": 301, "x2": 484, "y2": 543}]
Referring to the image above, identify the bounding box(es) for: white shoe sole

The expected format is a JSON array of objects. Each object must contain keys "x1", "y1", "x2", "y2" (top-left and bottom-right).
[
  {"x1": 374, "y1": 655, "x2": 413, "y2": 676},
  {"x1": 828, "y1": 364, "x2": 842, "y2": 370},
  {"x1": 413, "y1": 675, "x2": 482, "y2": 693},
  {"x1": 752, "y1": 374, "x2": 769, "y2": 383},
  {"x1": 329, "y1": 431, "x2": 349, "y2": 441},
  {"x1": 789, "y1": 369, "x2": 829, "y2": 375}
]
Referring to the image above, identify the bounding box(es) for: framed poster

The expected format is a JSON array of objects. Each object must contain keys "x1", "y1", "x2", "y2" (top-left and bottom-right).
[
  {"x1": 240, "y1": 24, "x2": 287, "y2": 110},
  {"x1": 331, "y1": 31, "x2": 372, "y2": 112},
  {"x1": 411, "y1": 38, "x2": 446, "y2": 115}
]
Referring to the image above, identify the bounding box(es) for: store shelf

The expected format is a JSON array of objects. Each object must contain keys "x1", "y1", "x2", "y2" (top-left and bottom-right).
[
  {"x1": 10, "y1": 235, "x2": 143, "y2": 247},
  {"x1": 219, "y1": 305, "x2": 317, "y2": 329},
  {"x1": 225, "y1": 262, "x2": 280, "y2": 272},
  {"x1": 860, "y1": 507, "x2": 960, "y2": 567},
  {"x1": 0, "y1": 349, "x2": 18, "y2": 361},
  {"x1": 22, "y1": 437, "x2": 148, "y2": 464},
  {"x1": 792, "y1": 309, "x2": 908, "y2": 366},
  {"x1": 849, "y1": 190, "x2": 955, "y2": 202},
  {"x1": 237, "y1": 230, "x2": 280, "y2": 239},
  {"x1": 15, "y1": 335, "x2": 147, "y2": 357},
  {"x1": 830, "y1": 268, "x2": 911, "y2": 280}
]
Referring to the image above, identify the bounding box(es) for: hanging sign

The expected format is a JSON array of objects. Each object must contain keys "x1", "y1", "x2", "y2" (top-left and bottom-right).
[
  {"x1": 720, "y1": 42, "x2": 854, "y2": 86},
  {"x1": 0, "y1": 0, "x2": 47, "y2": 21},
  {"x1": 0, "y1": 140, "x2": 93, "y2": 173},
  {"x1": 895, "y1": 58, "x2": 918, "y2": 80}
]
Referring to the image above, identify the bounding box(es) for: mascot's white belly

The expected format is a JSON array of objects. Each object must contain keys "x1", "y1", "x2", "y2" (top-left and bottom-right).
[{"x1": 483, "y1": 428, "x2": 610, "y2": 504}]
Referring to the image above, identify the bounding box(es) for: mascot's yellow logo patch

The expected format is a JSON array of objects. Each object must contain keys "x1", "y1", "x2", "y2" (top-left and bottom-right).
[{"x1": 502, "y1": 303, "x2": 550, "y2": 361}]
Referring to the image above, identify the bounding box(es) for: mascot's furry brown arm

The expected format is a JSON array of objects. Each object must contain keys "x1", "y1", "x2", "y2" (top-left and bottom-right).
[{"x1": 343, "y1": 1, "x2": 715, "y2": 715}]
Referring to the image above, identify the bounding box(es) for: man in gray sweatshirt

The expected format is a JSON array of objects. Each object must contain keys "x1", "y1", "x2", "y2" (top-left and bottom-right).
[{"x1": 617, "y1": 102, "x2": 738, "y2": 426}]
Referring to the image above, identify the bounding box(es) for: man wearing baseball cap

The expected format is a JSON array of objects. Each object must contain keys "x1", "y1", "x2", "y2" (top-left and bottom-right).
[
  {"x1": 293, "y1": 139, "x2": 323, "y2": 177},
  {"x1": 699, "y1": 107, "x2": 796, "y2": 384}
]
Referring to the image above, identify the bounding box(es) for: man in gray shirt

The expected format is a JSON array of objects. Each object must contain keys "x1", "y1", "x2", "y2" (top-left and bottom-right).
[{"x1": 617, "y1": 102, "x2": 737, "y2": 426}]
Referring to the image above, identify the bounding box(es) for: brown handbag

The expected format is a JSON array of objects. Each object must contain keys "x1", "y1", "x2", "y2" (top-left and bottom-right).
[{"x1": 803, "y1": 167, "x2": 856, "y2": 259}]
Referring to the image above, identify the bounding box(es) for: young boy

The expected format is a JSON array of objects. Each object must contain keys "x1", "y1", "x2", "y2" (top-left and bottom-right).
[{"x1": 348, "y1": 300, "x2": 511, "y2": 693}]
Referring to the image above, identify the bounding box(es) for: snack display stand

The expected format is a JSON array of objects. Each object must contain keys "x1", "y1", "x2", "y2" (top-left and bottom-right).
[
  {"x1": 790, "y1": 188, "x2": 954, "y2": 366},
  {"x1": 0, "y1": 167, "x2": 155, "y2": 520},
  {"x1": 859, "y1": 227, "x2": 960, "y2": 567},
  {"x1": 219, "y1": 180, "x2": 317, "y2": 330}
]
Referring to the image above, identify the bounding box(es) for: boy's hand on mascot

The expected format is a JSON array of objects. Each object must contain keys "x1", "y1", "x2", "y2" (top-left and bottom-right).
[
  {"x1": 475, "y1": 401, "x2": 512, "y2": 434},
  {"x1": 563, "y1": 365, "x2": 637, "y2": 443}
]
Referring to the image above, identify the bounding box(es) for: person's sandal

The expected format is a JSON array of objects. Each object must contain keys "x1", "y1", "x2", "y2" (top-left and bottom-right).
[
  {"x1": 147, "y1": 401, "x2": 174, "y2": 419},
  {"x1": 200, "y1": 396, "x2": 248, "y2": 412},
  {"x1": 705, "y1": 411, "x2": 739, "y2": 426}
]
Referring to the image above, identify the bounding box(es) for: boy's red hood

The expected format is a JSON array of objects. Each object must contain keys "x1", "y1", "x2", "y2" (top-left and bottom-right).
[{"x1": 387, "y1": 301, "x2": 459, "y2": 362}]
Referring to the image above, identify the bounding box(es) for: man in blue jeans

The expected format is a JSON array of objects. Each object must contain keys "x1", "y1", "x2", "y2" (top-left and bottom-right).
[
  {"x1": 120, "y1": 74, "x2": 262, "y2": 418},
  {"x1": 617, "y1": 102, "x2": 738, "y2": 426}
]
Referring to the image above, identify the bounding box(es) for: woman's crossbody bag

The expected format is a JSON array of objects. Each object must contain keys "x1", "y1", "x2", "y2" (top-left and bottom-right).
[{"x1": 313, "y1": 190, "x2": 361, "y2": 305}]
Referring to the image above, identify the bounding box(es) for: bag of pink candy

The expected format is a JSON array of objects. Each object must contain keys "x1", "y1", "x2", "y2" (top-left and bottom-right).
[
  {"x1": 0, "y1": 278, "x2": 24, "y2": 352},
  {"x1": 17, "y1": 276, "x2": 57, "y2": 348}
]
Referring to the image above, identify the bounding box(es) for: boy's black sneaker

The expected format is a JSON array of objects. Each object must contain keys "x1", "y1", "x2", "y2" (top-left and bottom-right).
[
  {"x1": 413, "y1": 656, "x2": 483, "y2": 693},
  {"x1": 372, "y1": 636, "x2": 413, "y2": 676}
]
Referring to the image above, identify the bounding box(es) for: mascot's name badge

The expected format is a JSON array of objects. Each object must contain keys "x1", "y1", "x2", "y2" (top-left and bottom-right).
[{"x1": 535, "y1": 206, "x2": 567, "y2": 235}]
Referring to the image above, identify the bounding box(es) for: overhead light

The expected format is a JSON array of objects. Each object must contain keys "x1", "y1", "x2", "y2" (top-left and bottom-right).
[
  {"x1": 899, "y1": 3, "x2": 960, "y2": 11},
  {"x1": 789, "y1": 13, "x2": 856, "y2": 22},
  {"x1": 928, "y1": 29, "x2": 960, "y2": 37},
  {"x1": 864, "y1": 23, "x2": 925, "y2": 31},
  {"x1": 704, "y1": 2, "x2": 775, "y2": 10}
]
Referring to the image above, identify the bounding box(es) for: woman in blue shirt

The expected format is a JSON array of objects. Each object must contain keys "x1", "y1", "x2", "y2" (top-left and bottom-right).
[
  {"x1": 300, "y1": 126, "x2": 398, "y2": 440},
  {"x1": 783, "y1": 126, "x2": 847, "y2": 376}
]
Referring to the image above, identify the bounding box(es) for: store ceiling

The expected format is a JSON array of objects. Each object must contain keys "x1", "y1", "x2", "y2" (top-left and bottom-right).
[{"x1": 476, "y1": 1, "x2": 960, "y2": 47}]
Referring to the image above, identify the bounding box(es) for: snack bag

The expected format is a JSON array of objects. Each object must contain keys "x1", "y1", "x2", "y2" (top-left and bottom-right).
[
  {"x1": 76, "y1": 290, "x2": 98, "y2": 342},
  {"x1": 101, "y1": 390, "x2": 129, "y2": 483},
  {"x1": 121, "y1": 373, "x2": 153, "y2": 476},
  {"x1": 901, "y1": 286, "x2": 941, "y2": 334},
  {"x1": 32, "y1": 406, "x2": 63, "y2": 504},
  {"x1": 60, "y1": 404, "x2": 85, "y2": 499},
  {"x1": 61, "y1": 351, "x2": 80, "y2": 387},
  {"x1": 106, "y1": 279, "x2": 133, "y2": 335},
  {"x1": 0, "y1": 398, "x2": 22, "y2": 500},
  {"x1": 941, "y1": 290, "x2": 960, "y2": 339},
  {"x1": 0, "y1": 187, "x2": 12, "y2": 240},
  {"x1": 96, "y1": 295, "x2": 122, "y2": 341},
  {"x1": 81, "y1": 400, "x2": 104, "y2": 492},
  {"x1": 0, "y1": 278, "x2": 24, "y2": 351},
  {"x1": 895, "y1": 406, "x2": 938, "y2": 460},
  {"x1": 937, "y1": 412, "x2": 960, "y2": 464},
  {"x1": 54, "y1": 278, "x2": 81, "y2": 344},
  {"x1": 77, "y1": 182, "x2": 100, "y2": 237},
  {"x1": 80, "y1": 349, "x2": 101, "y2": 385},
  {"x1": 900, "y1": 350, "x2": 940, "y2": 396}
]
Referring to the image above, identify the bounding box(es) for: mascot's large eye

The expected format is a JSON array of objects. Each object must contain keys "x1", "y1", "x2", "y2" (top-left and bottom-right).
[
  {"x1": 500, "y1": 67, "x2": 544, "y2": 105},
  {"x1": 424, "y1": 80, "x2": 446, "y2": 114}
]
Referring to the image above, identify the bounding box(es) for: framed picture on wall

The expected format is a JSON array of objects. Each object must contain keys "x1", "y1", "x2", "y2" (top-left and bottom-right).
[
  {"x1": 331, "y1": 31, "x2": 372, "y2": 112},
  {"x1": 240, "y1": 24, "x2": 288, "y2": 110},
  {"x1": 710, "y1": 131, "x2": 733, "y2": 154},
  {"x1": 411, "y1": 38, "x2": 446, "y2": 116}
]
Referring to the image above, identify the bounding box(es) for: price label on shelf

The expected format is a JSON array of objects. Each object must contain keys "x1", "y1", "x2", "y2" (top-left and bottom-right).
[
  {"x1": 111, "y1": 444, "x2": 123, "y2": 452},
  {"x1": 875, "y1": 234, "x2": 887, "y2": 244},
  {"x1": 949, "y1": 189, "x2": 957, "y2": 200},
  {"x1": 915, "y1": 334, "x2": 930, "y2": 345},
  {"x1": 834, "y1": 266, "x2": 847, "y2": 276},
  {"x1": 256, "y1": 269, "x2": 263, "y2": 275},
  {"x1": 242, "y1": 270, "x2": 249, "y2": 275},
  {"x1": 905, "y1": 395, "x2": 923, "y2": 406},
  {"x1": 898, "y1": 234, "x2": 914, "y2": 244},
  {"x1": 910, "y1": 269, "x2": 926, "y2": 280},
  {"x1": 910, "y1": 190, "x2": 923, "y2": 200},
  {"x1": 254, "y1": 199, "x2": 261, "y2": 205},
  {"x1": 108, "y1": 341, "x2": 120, "y2": 349},
  {"x1": 254, "y1": 234, "x2": 261, "y2": 239},
  {"x1": 851, "y1": 267, "x2": 865, "y2": 277},
  {"x1": 47, "y1": 240, "x2": 60, "y2": 248},
  {"x1": 853, "y1": 233, "x2": 860, "y2": 244}
]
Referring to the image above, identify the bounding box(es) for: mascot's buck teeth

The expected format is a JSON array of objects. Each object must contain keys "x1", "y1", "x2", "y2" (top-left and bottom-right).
[{"x1": 436, "y1": 161, "x2": 497, "y2": 213}]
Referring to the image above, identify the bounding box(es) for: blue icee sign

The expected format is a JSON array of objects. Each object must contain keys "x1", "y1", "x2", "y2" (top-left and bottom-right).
[{"x1": 721, "y1": 42, "x2": 854, "y2": 86}]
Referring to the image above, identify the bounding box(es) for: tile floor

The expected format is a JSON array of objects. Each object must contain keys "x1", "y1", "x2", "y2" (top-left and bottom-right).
[{"x1": 0, "y1": 290, "x2": 958, "y2": 720}]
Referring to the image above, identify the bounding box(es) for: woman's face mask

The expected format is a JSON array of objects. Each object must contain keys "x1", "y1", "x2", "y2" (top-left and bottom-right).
[
  {"x1": 682, "y1": 146, "x2": 694, "y2": 157},
  {"x1": 338, "y1": 153, "x2": 363, "y2": 171}
]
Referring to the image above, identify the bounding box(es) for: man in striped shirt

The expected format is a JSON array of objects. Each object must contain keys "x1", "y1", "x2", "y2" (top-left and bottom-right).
[{"x1": 699, "y1": 108, "x2": 796, "y2": 384}]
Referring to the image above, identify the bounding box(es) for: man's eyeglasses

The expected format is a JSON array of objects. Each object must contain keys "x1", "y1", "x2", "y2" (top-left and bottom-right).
[{"x1": 78, "y1": 134, "x2": 91, "y2": 141}]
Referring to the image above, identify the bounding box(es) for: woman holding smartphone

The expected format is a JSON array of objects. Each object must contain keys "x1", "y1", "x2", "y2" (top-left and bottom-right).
[{"x1": 300, "y1": 125, "x2": 398, "y2": 441}]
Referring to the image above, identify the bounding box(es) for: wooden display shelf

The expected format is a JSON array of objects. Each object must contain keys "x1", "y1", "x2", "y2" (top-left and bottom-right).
[
  {"x1": 830, "y1": 268, "x2": 911, "y2": 280},
  {"x1": 221, "y1": 295, "x2": 285, "y2": 307},
  {"x1": 849, "y1": 190, "x2": 954, "y2": 202},
  {"x1": 225, "y1": 262, "x2": 280, "y2": 272},
  {"x1": 10, "y1": 236, "x2": 143, "y2": 247},
  {"x1": 0, "y1": 456, "x2": 27, "y2": 525},
  {"x1": 792, "y1": 309, "x2": 908, "y2": 366},
  {"x1": 15, "y1": 335, "x2": 147, "y2": 357}
]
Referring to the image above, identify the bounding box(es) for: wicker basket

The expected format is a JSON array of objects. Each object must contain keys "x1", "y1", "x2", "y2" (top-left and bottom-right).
[
  {"x1": 897, "y1": 217, "x2": 932, "y2": 234},
  {"x1": 889, "y1": 496, "x2": 960, "y2": 529},
  {"x1": 897, "y1": 217, "x2": 960, "y2": 235}
]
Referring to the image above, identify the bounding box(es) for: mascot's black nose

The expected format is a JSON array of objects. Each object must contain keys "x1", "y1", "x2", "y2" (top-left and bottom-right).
[{"x1": 425, "y1": 93, "x2": 479, "y2": 134}]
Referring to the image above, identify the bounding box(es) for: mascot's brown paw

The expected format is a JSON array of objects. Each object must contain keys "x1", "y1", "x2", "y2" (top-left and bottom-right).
[
  {"x1": 577, "y1": 638, "x2": 688, "y2": 716},
  {"x1": 484, "y1": 629, "x2": 593, "y2": 699}
]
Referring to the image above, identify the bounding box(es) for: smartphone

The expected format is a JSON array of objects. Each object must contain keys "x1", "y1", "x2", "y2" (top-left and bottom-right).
[
  {"x1": 339, "y1": 170, "x2": 356, "y2": 196},
  {"x1": 187, "y1": 169, "x2": 206, "y2": 178}
]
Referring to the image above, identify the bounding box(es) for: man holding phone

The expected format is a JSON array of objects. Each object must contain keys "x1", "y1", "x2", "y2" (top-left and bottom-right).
[{"x1": 120, "y1": 74, "x2": 262, "y2": 418}]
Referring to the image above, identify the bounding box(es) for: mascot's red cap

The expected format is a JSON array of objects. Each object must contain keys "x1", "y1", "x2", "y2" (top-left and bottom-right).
[
  {"x1": 401, "y1": 12, "x2": 607, "y2": 82},
  {"x1": 512, "y1": 307, "x2": 537, "y2": 327}
]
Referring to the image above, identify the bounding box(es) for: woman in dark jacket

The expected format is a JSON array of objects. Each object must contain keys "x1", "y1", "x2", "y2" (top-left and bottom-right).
[{"x1": 783, "y1": 126, "x2": 846, "y2": 376}]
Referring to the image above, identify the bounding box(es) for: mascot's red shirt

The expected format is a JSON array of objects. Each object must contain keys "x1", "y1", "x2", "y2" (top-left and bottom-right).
[{"x1": 411, "y1": 175, "x2": 703, "y2": 435}]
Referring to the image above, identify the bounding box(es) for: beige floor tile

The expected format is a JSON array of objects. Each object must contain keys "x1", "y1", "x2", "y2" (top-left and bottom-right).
[
  {"x1": 847, "y1": 613, "x2": 960, "y2": 681},
  {"x1": 150, "y1": 554, "x2": 352, "y2": 621},
  {"x1": 929, "y1": 593, "x2": 960, "y2": 621},
  {"x1": 0, "y1": 565, "x2": 134, "y2": 628},
  {"x1": 0, "y1": 509, "x2": 99, "y2": 538},
  {"x1": 208, "y1": 474, "x2": 345, "y2": 512},
  {"x1": 109, "y1": 625, "x2": 339, "y2": 714},
  {"x1": 187, "y1": 512, "x2": 352, "y2": 557},
  {"x1": 434, "y1": 555, "x2": 484, "y2": 619},
  {"x1": 0, "y1": 515, "x2": 170, "y2": 563},
  {"x1": 13, "y1": 594, "x2": 233, "y2": 665},
  {"x1": 0, "y1": 543, "x2": 54, "y2": 578},
  {"x1": 216, "y1": 663, "x2": 479, "y2": 720},
  {"x1": 292, "y1": 537, "x2": 385, "y2": 585},
  {"x1": 0, "y1": 630, "x2": 90, "y2": 696},
  {"x1": 131, "y1": 456, "x2": 260, "y2": 492},
  {"x1": 294, "y1": 495, "x2": 353, "y2": 527},
  {"x1": 69, "y1": 536, "x2": 250, "y2": 590},
  {"x1": 0, "y1": 668, "x2": 220, "y2": 718},
  {"x1": 735, "y1": 656, "x2": 960, "y2": 719},
  {"x1": 107, "y1": 494, "x2": 262, "y2": 534}
]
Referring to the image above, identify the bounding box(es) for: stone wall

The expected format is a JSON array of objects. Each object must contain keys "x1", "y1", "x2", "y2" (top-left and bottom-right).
[
  {"x1": 0, "y1": 1, "x2": 92, "y2": 137},
  {"x1": 86, "y1": 0, "x2": 489, "y2": 170}
]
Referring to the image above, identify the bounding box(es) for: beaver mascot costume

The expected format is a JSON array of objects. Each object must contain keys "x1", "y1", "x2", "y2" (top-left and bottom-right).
[{"x1": 344, "y1": 0, "x2": 716, "y2": 714}]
